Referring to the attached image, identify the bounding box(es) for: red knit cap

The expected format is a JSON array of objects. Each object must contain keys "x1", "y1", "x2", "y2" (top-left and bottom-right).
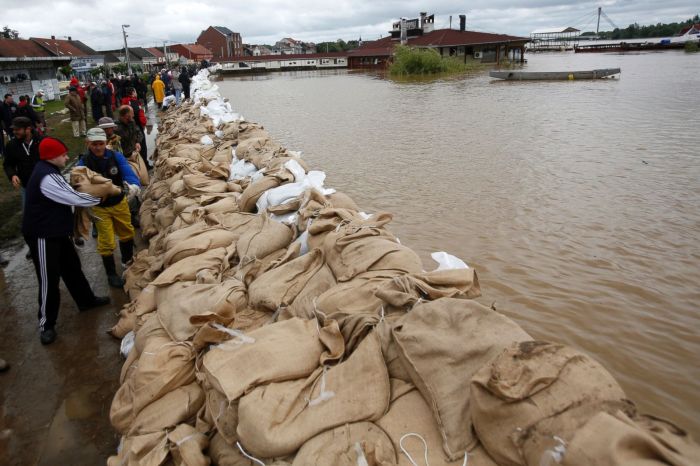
[{"x1": 39, "y1": 137, "x2": 69, "y2": 160}]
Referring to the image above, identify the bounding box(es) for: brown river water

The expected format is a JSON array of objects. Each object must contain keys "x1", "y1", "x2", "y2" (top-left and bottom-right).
[{"x1": 218, "y1": 51, "x2": 700, "y2": 437}]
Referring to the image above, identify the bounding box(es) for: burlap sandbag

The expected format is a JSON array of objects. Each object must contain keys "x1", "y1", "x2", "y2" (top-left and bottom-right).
[
  {"x1": 170, "y1": 178, "x2": 188, "y2": 197},
  {"x1": 198, "y1": 157, "x2": 230, "y2": 180},
  {"x1": 203, "y1": 317, "x2": 344, "y2": 402},
  {"x1": 199, "y1": 196, "x2": 239, "y2": 215},
  {"x1": 183, "y1": 173, "x2": 229, "y2": 196},
  {"x1": 323, "y1": 220, "x2": 422, "y2": 281},
  {"x1": 204, "y1": 385, "x2": 240, "y2": 444},
  {"x1": 167, "y1": 423, "x2": 210, "y2": 466},
  {"x1": 163, "y1": 228, "x2": 238, "y2": 266},
  {"x1": 315, "y1": 271, "x2": 399, "y2": 317},
  {"x1": 204, "y1": 211, "x2": 261, "y2": 234},
  {"x1": 561, "y1": 410, "x2": 700, "y2": 466},
  {"x1": 110, "y1": 284, "x2": 157, "y2": 338},
  {"x1": 106, "y1": 432, "x2": 168, "y2": 466},
  {"x1": 236, "y1": 214, "x2": 294, "y2": 262},
  {"x1": 209, "y1": 433, "x2": 254, "y2": 466},
  {"x1": 70, "y1": 165, "x2": 121, "y2": 198},
  {"x1": 156, "y1": 279, "x2": 248, "y2": 342},
  {"x1": 377, "y1": 387, "x2": 498, "y2": 466},
  {"x1": 237, "y1": 176, "x2": 281, "y2": 212},
  {"x1": 173, "y1": 196, "x2": 199, "y2": 215},
  {"x1": 154, "y1": 203, "x2": 175, "y2": 230},
  {"x1": 248, "y1": 248, "x2": 325, "y2": 311},
  {"x1": 124, "y1": 251, "x2": 160, "y2": 300},
  {"x1": 237, "y1": 331, "x2": 390, "y2": 457},
  {"x1": 292, "y1": 422, "x2": 396, "y2": 466},
  {"x1": 235, "y1": 248, "x2": 291, "y2": 288},
  {"x1": 282, "y1": 263, "x2": 337, "y2": 321},
  {"x1": 152, "y1": 247, "x2": 234, "y2": 286},
  {"x1": 127, "y1": 383, "x2": 204, "y2": 436},
  {"x1": 470, "y1": 341, "x2": 628, "y2": 466},
  {"x1": 375, "y1": 267, "x2": 481, "y2": 309},
  {"x1": 127, "y1": 151, "x2": 150, "y2": 186},
  {"x1": 110, "y1": 340, "x2": 196, "y2": 434},
  {"x1": 392, "y1": 298, "x2": 533, "y2": 460}
]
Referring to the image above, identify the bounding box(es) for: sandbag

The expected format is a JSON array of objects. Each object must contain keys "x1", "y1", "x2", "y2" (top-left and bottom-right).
[
  {"x1": 156, "y1": 280, "x2": 248, "y2": 342},
  {"x1": 236, "y1": 214, "x2": 294, "y2": 261},
  {"x1": 292, "y1": 422, "x2": 396, "y2": 466},
  {"x1": 470, "y1": 341, "x2": 628, "y2": 466},
  {"x1": 282, "y1": 263, "x2": 337, "y2": 320},
  {"x1": 247, "y1": 248, "x2": 325, "y2": 311},
  {"x1": 127, "y1": 151, "x2": 150, "y2": 186},
  {"x1": 374, "y1": 267, "x2": 481, "y2": 308},
  {"x1": 70, "y1": 165, "x2": 121, "y2": 198},
  {"x1": 167, "y1": 423, "x2": 210, "y2": 466},
  {"x1": 377, "y1": 387, "x2": 497, "y2": 466},
  {"x1": 392, "y1": 298, "x2": 533, "y2": 460},
  {"x1": 237, "y1": 175, "x2": 281, "y2": 212},
  {"x1": 151, "y1": 247, "x2": 234, "y2": 286},
  {"x1": 183, "y1": 173, "x2": 229, "y2": 196},
  {"x1": 163, "y1": 228, "x2": 238, "y2": 266},
  {"x1": 127, "y1": 383, "x2": 204, "y2": 436},
  {"x1": 107, "y1": 432, "x2": 169, "y2": 466},
  {"x1": 202, "y1": 317, "x2": 344, "y2": 402},
  {"x1": 315, "y1": 271, "x2": 398, "y2": 317},
  {"x1": 209, "y1": 433, "x2": 254, "y2": 466},
  {"x1": 110, "y1": 340, "x2": 196, "y2": 434},
  {"x1": 561, "y1": 410, "x2": 700, "y2": 466},
  {"x1": 237, "y1": 331, "x2": 390, "y2": 457}
]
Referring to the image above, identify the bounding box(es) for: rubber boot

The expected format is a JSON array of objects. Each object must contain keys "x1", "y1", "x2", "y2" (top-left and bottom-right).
[
  {"x1": 102, "y1": 255, "x2": 124, "y2": 288},
  {"x1": 119, "y1": 239, "x2": 134, "y2": 267}
]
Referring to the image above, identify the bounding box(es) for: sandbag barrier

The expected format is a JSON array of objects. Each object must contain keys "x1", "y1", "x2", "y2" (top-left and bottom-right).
[{"x1": 107, "y1": 68, "x2": 700, "y2": 466}]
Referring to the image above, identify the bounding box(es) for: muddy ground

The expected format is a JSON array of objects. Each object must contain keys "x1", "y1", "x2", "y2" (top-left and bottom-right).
[{"x1": 0, "y1": 238, "x2": 129, "y2": 465}]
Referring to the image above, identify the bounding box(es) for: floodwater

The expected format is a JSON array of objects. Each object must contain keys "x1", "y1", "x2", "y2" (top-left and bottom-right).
[{"x1": 218, "y1": 51, "x2": 700, "y2": 437}]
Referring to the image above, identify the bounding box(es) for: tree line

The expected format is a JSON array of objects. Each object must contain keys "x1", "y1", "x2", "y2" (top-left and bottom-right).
[{"x1": 582, "y1": 14, "x2": 699, "y2": 39}]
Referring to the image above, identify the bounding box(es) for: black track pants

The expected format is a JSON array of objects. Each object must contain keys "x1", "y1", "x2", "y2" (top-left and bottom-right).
[{"x1": 25, "y1": 236, "x2": 96, "y2": 331}]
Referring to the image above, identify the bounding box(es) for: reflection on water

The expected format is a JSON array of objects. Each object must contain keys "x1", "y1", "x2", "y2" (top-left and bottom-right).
[{"x1": 219, "y1": 51, "x2": 700, "y2": 436}]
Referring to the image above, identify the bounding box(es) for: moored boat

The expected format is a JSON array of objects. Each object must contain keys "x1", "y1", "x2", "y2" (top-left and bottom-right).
[{"x1": 489, "y1": 68, "x2": 621, "y2": 81}]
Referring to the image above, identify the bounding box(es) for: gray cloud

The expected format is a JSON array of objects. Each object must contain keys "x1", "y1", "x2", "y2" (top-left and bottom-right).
[{"x1": 4, "y1": 1, "x2": 698, "y2": 50}]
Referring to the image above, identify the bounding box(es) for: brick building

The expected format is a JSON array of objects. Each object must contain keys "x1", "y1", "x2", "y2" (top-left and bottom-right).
[{"x1": 196, "y1": 26, "x2": 242, "y2": 60}]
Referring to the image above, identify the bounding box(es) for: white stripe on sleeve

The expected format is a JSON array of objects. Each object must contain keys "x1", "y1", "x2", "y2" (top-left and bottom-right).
[{"x1": 40, "y1": 173, "x2": 101, "y2": 207}]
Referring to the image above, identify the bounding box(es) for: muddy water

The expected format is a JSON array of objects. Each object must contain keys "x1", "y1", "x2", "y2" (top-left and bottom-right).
[{"x1": 219, "y1": 51, "x2": 700, "y2": 436}]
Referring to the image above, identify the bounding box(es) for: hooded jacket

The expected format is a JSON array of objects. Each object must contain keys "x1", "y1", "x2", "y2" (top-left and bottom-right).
[{"x1": 151, "y1": 77, "x2": 165, "y2": 103}]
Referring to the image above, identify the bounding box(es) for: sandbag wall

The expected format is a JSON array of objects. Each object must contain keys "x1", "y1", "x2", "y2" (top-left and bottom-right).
[{"x1": 107, "y1": 69, "x2": 700, "y2": 466}]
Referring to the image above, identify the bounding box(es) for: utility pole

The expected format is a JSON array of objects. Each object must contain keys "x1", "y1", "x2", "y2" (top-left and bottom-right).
[
  {"x1": 122, "y1": 24, "x2": 132, "y2": 75},
  {"x1": 164, "y1": 41, "x2": 169, "y2": 67}
]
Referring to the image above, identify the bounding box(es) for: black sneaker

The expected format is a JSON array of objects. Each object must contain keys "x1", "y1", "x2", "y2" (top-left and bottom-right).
[
  {"x1": 40, "y1": 328, "x2": 57, "y2": 345},
  {"x1": 78, "y1": 296, "x2": 110, "y2": 312},
  {"x1": 25, "y1": 250, "x2": 32, "y2": 260}
]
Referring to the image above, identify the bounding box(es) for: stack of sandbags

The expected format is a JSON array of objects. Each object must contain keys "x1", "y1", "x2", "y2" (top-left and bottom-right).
[{"x1": 107, "y1": 68, "x2": 700, "y2": 466}]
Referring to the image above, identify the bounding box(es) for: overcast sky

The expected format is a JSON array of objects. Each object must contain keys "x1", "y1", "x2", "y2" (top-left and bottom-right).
[{"x1": 6, "y1": 1, "x2": 698, "y2": 50}]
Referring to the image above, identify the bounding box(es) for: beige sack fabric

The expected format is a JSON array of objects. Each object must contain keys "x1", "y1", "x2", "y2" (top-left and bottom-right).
[
  {"x1": 236, "y1": 214, "x2": 294, "y2": 261},
  {"x1": 167, "y1": 423, "x2": 210, "y2": 466},
  {"x1": 156, "y1": 280, "x2": 247, "y2": 342},
  {"x1": 127, "y1": 382, "x2": 204, "y2": 436},
  {"x1": 106, "y1": 431, "x2": 169, "y2": 466},
  {"x1": 377, "y1": 387, "x2": 497, "y2": 466},
  {"x1": 292, "y1": 422, "x2": 396, "y2": 466},
  {"x1": 470, "y1": 341, "x2": 629, "y2": 466},
  {"x1": 128, "y1": 151, "x2": 150, "y2": 186},
  {"x1": 70, "y1": 165, "x2": 121, "y2": 198},
  {"x1": 236, "y1": 331, "x2": 390, "y2": 457},
  {"x1": 202, "y1": 317, "x2": 344, "y2": 402},
  {"x1": 561, "y1": 410, "x2": 700, "y2": 466},
  {"x1": 247, "y1": 248, "x2": 325, "y2": 311},
  {"x1": 392, "y1": 298, "x2": 533, "y2": 460}
]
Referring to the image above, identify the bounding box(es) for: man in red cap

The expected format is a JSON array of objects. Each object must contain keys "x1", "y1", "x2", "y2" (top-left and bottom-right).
[{"x1": 22, "y1": 136, "x2": 110, "y2": 345}]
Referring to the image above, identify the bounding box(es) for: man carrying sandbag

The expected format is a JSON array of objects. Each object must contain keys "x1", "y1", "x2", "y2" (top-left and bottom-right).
[
  {"x1": 77, "y1": 128, "x2": 140, "y2": 288},
  {"x1": 22, "y1": 137, "x2": 110, "y2": 345}
]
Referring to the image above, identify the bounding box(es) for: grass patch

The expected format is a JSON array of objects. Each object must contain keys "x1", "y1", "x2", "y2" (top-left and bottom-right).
[{"x1": 389, "y1": 45, "x2": 486, "y2": 77}]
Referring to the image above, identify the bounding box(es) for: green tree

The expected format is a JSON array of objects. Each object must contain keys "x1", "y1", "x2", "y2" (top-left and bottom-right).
[
  {"x1": 1, "y1": 26, "x2": 19, "y2": 39},
  {"x1": 58, "y1": 65, "x2": 73, "y2": 78},
  {"x1": 90, "y1": 65, "x2": 105, "y2": 78}
]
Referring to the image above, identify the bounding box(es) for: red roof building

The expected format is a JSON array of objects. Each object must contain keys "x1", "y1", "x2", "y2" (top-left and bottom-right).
[
  {"x1": 197, "y1": 26, "x2": 242, "y2": 60},
  {"x1": 30, "y1": 37, "x2": 94, "y2": 57},
  {"x1": 169, "y1": 43, "x2": 213, "y2": 63},
  {"x1": 145, "y1": 47, "x2": 166, "y2": 64},
  {"x1": 348, "y1": 20, "x2": 528, "y2": 68}
]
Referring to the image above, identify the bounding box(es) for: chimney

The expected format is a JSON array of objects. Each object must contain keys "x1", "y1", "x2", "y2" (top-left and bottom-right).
[
  {"x1": 420, "y1": 12, "x2": 427, "y2": 28},
  {"x1": 459, "y1": 15, "x2": 466, "y2": 32},
  {"x1": 68, "y1": 36, "x2": 72, "y2": 41},
  {"x1": 51, "y1": 35, "x2": 55, "y2": 39},
  {"x1": 449, "y1": 16, "x2": 452, "y2": 29}
]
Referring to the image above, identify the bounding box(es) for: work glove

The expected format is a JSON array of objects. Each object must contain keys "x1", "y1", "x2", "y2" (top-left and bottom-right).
[{"x1": 123, "y1": 183, "x2": 140, "y2": 201}]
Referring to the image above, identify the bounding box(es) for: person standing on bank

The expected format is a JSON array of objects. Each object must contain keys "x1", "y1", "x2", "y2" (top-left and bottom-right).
[
  {"x1": 64, "y1": 87, "x2": 87, "y2": 137},
  {"x1": 151, "y1": 74, "x2": 165, "y2": 109},
  {"x1": 22, "y1": 136, "x2": 110, "y2": 345},
  {"x1": 31, "y1": 89, "x2": 47, "y2": 132},
  {"x1": 77, "y1": 128, "x2": 140, "y2": 288},
  {"x1": 3, "y1": 117, "x2": 41, "y2": 198}
]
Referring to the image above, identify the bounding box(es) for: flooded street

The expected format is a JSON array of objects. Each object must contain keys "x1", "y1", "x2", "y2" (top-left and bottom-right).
[{"x1": 219, "y1": 51, "x2": 700, "y2": 437}]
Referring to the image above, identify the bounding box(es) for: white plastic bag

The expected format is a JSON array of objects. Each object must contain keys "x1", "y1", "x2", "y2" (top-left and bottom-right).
[
  {"x1": 120, "y1": 330, "x2": 135, "y2": 358},
  {"x1": 431, "y1": 251, "x2": 469, "y2": 270}
]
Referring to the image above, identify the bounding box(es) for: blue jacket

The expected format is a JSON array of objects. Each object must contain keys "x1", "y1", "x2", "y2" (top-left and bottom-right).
[{"x1": 77, "y1": 149, "x2": 140, "y2": 206}]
